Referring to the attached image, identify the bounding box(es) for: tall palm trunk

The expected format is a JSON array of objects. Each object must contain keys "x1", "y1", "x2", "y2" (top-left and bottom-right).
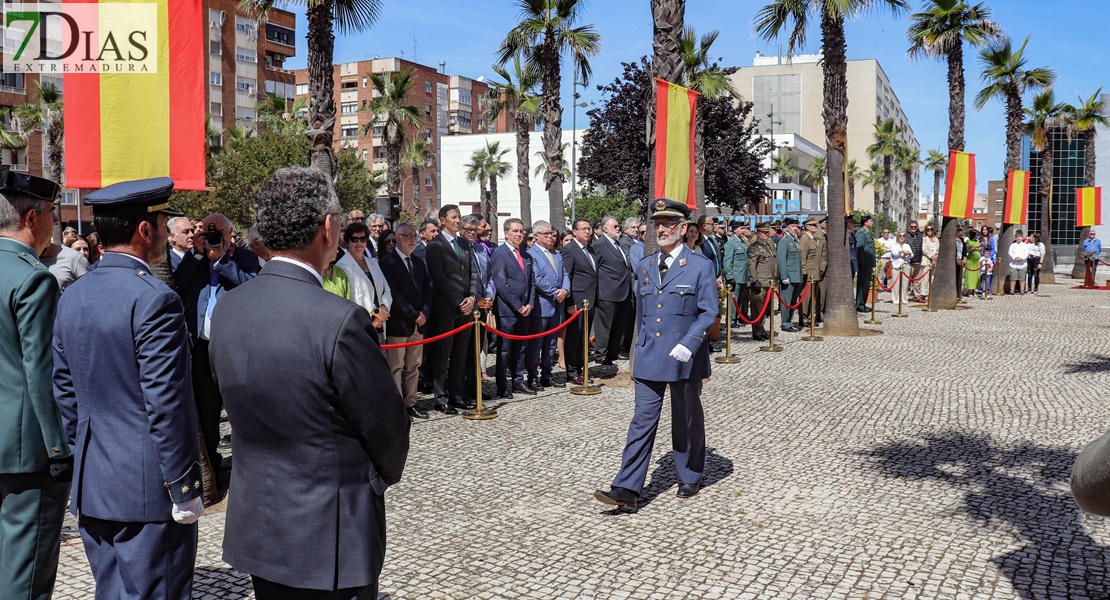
[
  {"x1": 1039, "y1": 140, "x2": 1056, "y2": 283},
  {"x1": 516, "y1": 114, "x2": 532, "y2": 226},
  {"x1": 881, "y1": 155, "x2": 892, "y2": 220},
  {"x1": 1072, "y1": 130, "x2": 1098, "y2": 278},
  {"x1": 412, "y1": 164, "x2": 421, "y2": 215},
  {"x1": 902, "y1": 166, "x2": 913, "y2": 226},
  {"x1": 47, "y1": 123, "x2": 63, "y2": 241},
  {"x1": 489, "y1": 176, "x2": 500, "y2": 241},
  {"x1": 540, "y1": 31, "x2": 566, "y2": 229},
  {"x1": 820, "y1": 8, "x2": 858, "y2": 337},
  {"x1": 931, "y1": 170, "x2": 941, "y2": 226},
  {"x1": 848, "y1": 174, "x2": 856, "y2": 212},
  {"x1": 993, "y1": 85, "x2": 1024, "y2": 293},
  {"x1": 645, "y1": 0, "x2": 684, "y2": 259},
  {"x1": 306, "y1": 1, "x2": 337, "y2": 179},
  {"x1": 386, "y1": 139, "x2": 401, "y2": 197},
  {"x1": 932, "y1": 44, "x2": 967, "y2": 310},
  {"x1": 694, "y1": 109, "x2": 705, "y2": 214}
]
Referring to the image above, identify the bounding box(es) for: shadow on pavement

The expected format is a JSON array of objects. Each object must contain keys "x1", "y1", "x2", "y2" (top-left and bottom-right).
[
  {"x1": 638, "y1": 447, "x2": 734, "y2": 509},
  {"x1": 860, "y1": 431, "x2": 1109, "y2": 600},
  {"x1": 193, "y1": 567, "x2": 253, "y2": 599},
  {"x1": 1063, "y1": 354, "x2": 1110, "y2": 374}
]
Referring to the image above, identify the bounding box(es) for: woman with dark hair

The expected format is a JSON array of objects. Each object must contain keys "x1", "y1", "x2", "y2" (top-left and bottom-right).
[
  {"x1": 336, "y1": 222, "x2": 391, "y2": 332},
  {"x1": 66, "y1": 235, "x2": 90, "y2": 260},
  {"x1": 378, "y1": 228, "x2": 397, "y2": 256},
  {"x1": 684, "y1": 219, "x2": 704, "y2": 251},
  {"x1": 963, "y1": 229, "x2": 981, "y2": 297},
  {"x1": 85, "y1": 231, "x2": 103, "y2": 264},
  {"x1": 559, "y1": 231, "x2": 573, "y2": 251}
]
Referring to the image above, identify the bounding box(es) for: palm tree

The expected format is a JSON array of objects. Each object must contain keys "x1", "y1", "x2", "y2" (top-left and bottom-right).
[
  {"x1": 846, "y1": 159, "x2": 860, "y2": 212},
  {"x1": 362, "y1": 68, "x2": 423, "y2": 198},
  {"x1": 465, "y1": 146, "x2": 491, "y2": 220},
  {"x1": 1064, "y1": 88, "x2": 1109, "y2": 278},
  {"x1": 861, "y1": 162, "x2": 886, "y2": 215},
  {"x1": 498, "y1": 0, "x2": 601, "y2": 229},
  {"x1": 772, "y1": 153, "x2": 797, "y2": 184},
  {"x1": 483, "y1": 141, "x2": 512, "y2": 237},
  {"x1": 906, "y1": 0, "x2": 1001, "y2": 309},
  {"x1": 533, "y1": 142, "x2": 572, "y2": 180},
  {"x1": 680, "y1": 26, "x2": 739, "y2": 210},
  {"x1": 255, "y1": 92, "x2": 308, "y2": 137},
  {"x1": 241, "y1": 0, "x2": 383, "y2": 179},
  {"x1": 866, "y1": 118, "x2": 903, "y2": 221},
  {"x1": 13, "y1": 81, "x2": 63, "y2": 241},
  {"x1": 224, "y1": 123, "x2": 253, "y2": 141},
  {"x1": 894, "y1": 144, "x2": 920, "y2": 226},
  {"x1": 922, "y1": 149, "x2": 947, "y2": 226},
  {"x1": 1024, "y1": 90, "x2": 1065, "y2": 283},
  {"x1": 486, "y1": 53, "x2": 541, "y2": 226},
  {"x1": 974, "y1": 35, "x2": 1054, "y2": 291},
  {"x1": 804, "y1": 156, "x2": 828, "y2": 211},
  {"x1": 756, "y1": 0, "x2": 910, "y2": 336},
  {"x1": 401, "y1": 138, "x2": 436, "y2": 218}
]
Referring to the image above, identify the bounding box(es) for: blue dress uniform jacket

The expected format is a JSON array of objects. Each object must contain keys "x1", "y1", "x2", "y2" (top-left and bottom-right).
[
  {"x1": 53, "y1": 253, "x2": 202, "y2": 522},
  {"x1": 632, "y1": 245, "x2": 718, "y2": 382}
]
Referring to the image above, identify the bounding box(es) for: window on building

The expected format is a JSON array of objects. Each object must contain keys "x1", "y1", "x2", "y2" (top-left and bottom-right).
[
  {"x1": 236, "y1": 78, "x2": 255, "y2": 92},
  {"x1": 210, "y1": 40, "x2": 221, "y2": 55},
  {"x1": 477, "y1": 117, "x2": 484, "y2": 130},
  {"x1": 235, "y1": 17, "x2": 254, "y2": 34},
  {"x1": 341, "y1": 80, "x2": 358, "y2": 90},
  {"x1": 235, "y1": 47, "x2": 256, "y2": 63},
  {"x1": 210, "y1": 102, "x2": 221, "y2": 116},
  {"x1": 361, "y1": 149, "x2": 369, "y2": 160},
  {"x1": 210, "y1": 72, "x2": 222, "y2": 86},
  {"x1": 265, "y1": 24, "x2": 293, "y2": 46},
  {"x1": 362, "y1": 75, "x2": 369, "y2": 88},
  {"x1": 341, "y1": 126, "x2": 358, "y2": 140},
  {"x1": 424, "y1": 175, "x2": 432, "y2": 188},
  {"x1": 341, "y1": 101, "x2": 358, "y2": 115},
  {"x1": 0, "y1": 72, "x2": 25, "y2": 91},
  {"x1": 295, "y1": 83, "x2": 307, "y2": 95},
  {"x1": 425, "y1": 103, "x2": 432, "y2": 116},
  {"x1": 235, "y1": 107, "x2": 256, "y2": 121},
  {"x1": 424, "y1": 128, "x2": 432, "y2": 142},
  {"x1": 425, "y1": 81, "x2": 432, "y2": 94},
  {"x1": 372, "y1": 125, "x2": 385, "y2": 138},
  {"x1": 752, "y1": 74, "x2": 801, "y2": 135},
  {"x1": 458, "y1": 89, "x2": 471, "y2": 105}
]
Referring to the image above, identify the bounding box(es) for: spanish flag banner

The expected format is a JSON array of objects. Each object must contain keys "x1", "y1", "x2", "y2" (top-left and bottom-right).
[
  {"x1": 942, "y1": 151, "x2": 976, "y2": 219},
  {"x1": 654, "y1": 79, "x2": 699, "y2": 210},
  {"x1": 1076, "y1": 187, "x2": 1102, "y2": 227},
  {"x1": 63, "y1": 0, "x2": 206, "y2": 190},
  {"x1": 1003, "y1": 169, "x2": 1030, "y2": 224}
]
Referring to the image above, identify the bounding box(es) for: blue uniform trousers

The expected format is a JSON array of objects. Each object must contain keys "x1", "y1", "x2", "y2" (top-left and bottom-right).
[
  {"x1": 612, "y1": 378, "x2": 706, "y2": 494},
  {"x1": 0, "y1": 471, "x2": 69, "y2": 600},
  {"x1": 526, "y1": 313, "x2": 559, "y2": 381},
  {"x1": 79, "y1": 516, "x2": 197, "y2": 600}
]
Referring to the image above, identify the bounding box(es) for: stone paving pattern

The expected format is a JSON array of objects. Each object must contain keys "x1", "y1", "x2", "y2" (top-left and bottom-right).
[{"x1": 53, "y1": 277, "x2": 1110, "y2": 599}]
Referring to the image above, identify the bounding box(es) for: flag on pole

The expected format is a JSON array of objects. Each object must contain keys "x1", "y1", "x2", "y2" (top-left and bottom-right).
[
  {"x1": 63, "y1": 0, "x2": 206, "y2": 190},
  {"x1": 1076, "y1": 187, "x2": 1102, "y2": 227},
  {"x1": 654, "y1": 79, "x2": 698, "y2": 210},
  {"x1": 1003, "y1": 169, "x2": 1030, "y2": 224},
  {"x1": 942, "y1": 151, "x2": 976, "y2": 219}
]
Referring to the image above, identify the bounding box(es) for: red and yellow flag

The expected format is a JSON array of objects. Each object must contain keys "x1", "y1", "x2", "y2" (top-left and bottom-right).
[
  {"x1": 1077, "y1": 187, "x2": 1102, "y2": 227},
  {"x1": 64, "y1": 0, "x2": 206, "y2": 190},
  {"x1": 654, "y1": 79, "x2": 698, "y2": 210},
  {"x1": 1004, "y1": 169, "x2": 1030, "y2": 224},
  {"x1": 942, "y1": 151, "x2": 976, "y2": 219}
]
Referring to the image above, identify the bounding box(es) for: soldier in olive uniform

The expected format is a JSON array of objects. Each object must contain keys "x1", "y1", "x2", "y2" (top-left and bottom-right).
[
  {"x1": 776, "y1": 218, "x2": 803, "y2": 333},
  {"x1": 0, "y1": 170, "x2": 71, "y2": 599},
  {"x1": 747, "y1": 225, "x2": 777, "y2": 341},
  {"x1": 800, "y1": 217, "x2": 828, "y2": 326},
  {"x1": 721, "y1": 220, "x2": 750, "y2": 326}
]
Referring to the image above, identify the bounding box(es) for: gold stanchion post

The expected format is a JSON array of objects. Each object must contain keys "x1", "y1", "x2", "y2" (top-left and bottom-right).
[
  {"x1": 462, "y1": 311, "x2": 497, "y2": 420},
  {"x1": 759, "y1": 281, "x2": 783, "y2": 353},
  {"x1": 864, "y1": 274, "x2": 882, "y2": 325},
  {"x1": 716, "y1": 284, "x2": 741, "y2": 363},
  {"x1": 570, "y1": 301, "x2": 602, "y2": 395},
  {"x1": 800, "y1": 278, "x2": 823, "y2": 341},
  {"x1": 892, "y1": 271, "x2": 908, "y2": 317},
  {"x1": 923, "y1": 265, "x2": 937, "y2": 312}
]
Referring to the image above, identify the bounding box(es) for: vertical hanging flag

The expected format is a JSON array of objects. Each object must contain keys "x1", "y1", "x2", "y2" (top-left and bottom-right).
[
  {"x1": 1003, "y1": 169, "x2": 1030, "y2": 224},
  {"x1": 942, "y1": 150, "x2": 976, "y2": 219},
  {"x1": 1076, "y1": 187, "x2": 1102, "y2": 227},
  {"x1": 63, "y1": 0, "x2": 206, "y2": 190},
  {"x1": 654, "y1": 79, "x2": 698, "y2": 210}
]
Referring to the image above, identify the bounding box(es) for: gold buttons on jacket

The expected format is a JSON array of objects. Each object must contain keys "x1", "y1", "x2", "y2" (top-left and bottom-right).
[
  {"x1": 655, "y1": 332, "x2": 661, "y2": 337},
  {"x1": 657, "y1": 304, "x2": 662, "y2": 309},
  {"x1": 656, "y1": 318, "x2": 661, "y2": 323}
]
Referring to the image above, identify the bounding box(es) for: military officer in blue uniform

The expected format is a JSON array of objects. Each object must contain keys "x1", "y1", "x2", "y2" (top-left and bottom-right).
[
  {"x1": 53, "y1": 178, "x2": 204, "y2": 599},
  {"x1": 0, "y1": 169, "x2": 72, "y2": 599},
  {"x1": 776, "y1": 217, "x2": 803, "y2": 332},
  {"x1": 594, "y1": 199, "x2": 718, "y2": 512}
]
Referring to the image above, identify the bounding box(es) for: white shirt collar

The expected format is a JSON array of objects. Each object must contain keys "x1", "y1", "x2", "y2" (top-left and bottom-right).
[
  {"x1": 396, "y1": 246, "x2": 413, "y2": 260},
  {"x1": 270, "y1": 256, "x2": 324, "y2": 286},
  {"x1": 104, "y1": 251, "x2": 151, "y2": 271},
  {"x1": 662, "y1": 244, "x2": 683, "y2": 263},
  {"x1": 171, "y1": 247, "x2": 186, "y2": 259},
  {"x1": 442, "y1": 230, "x2": 456, "y2": 243}
]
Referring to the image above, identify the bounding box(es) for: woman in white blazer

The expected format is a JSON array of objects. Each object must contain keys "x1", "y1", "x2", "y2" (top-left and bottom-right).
[{"x1": 336, "y1": 222, "x2": 392, "y2": 330}]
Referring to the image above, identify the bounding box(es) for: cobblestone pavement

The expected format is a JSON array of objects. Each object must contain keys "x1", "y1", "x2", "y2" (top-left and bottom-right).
[{"x1": 54, "y1": 276, "x2": 1110, "y2": 599}]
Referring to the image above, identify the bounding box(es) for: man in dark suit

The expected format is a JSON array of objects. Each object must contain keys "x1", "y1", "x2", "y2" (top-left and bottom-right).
[
  {"x1": 561, "y1": 217, "x2": 598, "y2": 385},
  {"x1": 594, "y1": 199, "x2": 718, "y2": 512},
  {"x1": 425, "y1": 204, "x2": 477, "y2": 413},
  {"x1": 167, "y1": 216, "x2": 193, "y2": 271},
  {"x1": 0, "y1": 171, "x2": 72, "y2": 599},
  {"x1": 174, "y1": 213, "x2": 260, "y2": 473},
  {"x1": 591, "y1": 215, "x2": 633, "y2": 366},
  {"x1": 54, "y1": 178, "x2": 204, "y2": 598},
  {"x1": 491, "y1": 218, "x2": 536, "y2": 398},
  {"x1": 380, "y1": 222, "x2": 432, "y2": 420},
  {"x1": 209, "y1": 167, "x2": 409, "y2": 599},
  {"x1": 412, "y1": 219, "x2": 438, "y2": 265},
  {"x1": 527, "y1": 219, "x2": 569, "y2": 388}
]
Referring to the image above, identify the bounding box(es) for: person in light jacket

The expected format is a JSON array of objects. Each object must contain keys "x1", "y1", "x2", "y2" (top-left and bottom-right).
[{"x1": 336, "y1": 222, "x2": 392, "y2": 338}]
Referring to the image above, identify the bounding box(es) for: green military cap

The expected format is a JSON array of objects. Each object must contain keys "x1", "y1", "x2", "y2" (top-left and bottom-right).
[
  {"x1": 756, "y1": 224, "x2": 772, "y2": 233},
  {"x1": 804, "y1": 216, "x2": 820, "y2": 226}
]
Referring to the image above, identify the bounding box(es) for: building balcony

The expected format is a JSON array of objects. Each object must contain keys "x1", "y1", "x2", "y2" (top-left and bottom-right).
[
  {"x1": 3, "y1": 163, "x2": 29, "y2": 172},
  {"x1": 0, "y1": 84, "x2": 25, "y2": 94}
]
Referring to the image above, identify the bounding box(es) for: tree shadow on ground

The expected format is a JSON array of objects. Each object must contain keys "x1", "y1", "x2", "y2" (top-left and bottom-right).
[
  {"x1": 860, "y1": 431, "x2": 1110, "y2": 600},
  {"x1": 193, "y1": 567, "x2": 253, "y2": 599},
  {"x1": 1063, "y1": 355, "x2": 1110, "y2": 374},
  {"x1": 638, "y1": 447, "x2": 734, "y2": 509}
]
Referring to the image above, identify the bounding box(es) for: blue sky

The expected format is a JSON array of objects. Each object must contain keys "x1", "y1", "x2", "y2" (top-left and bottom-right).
[{"x1": 283, "y1": 1, "x2": 1105, "y2": 193}]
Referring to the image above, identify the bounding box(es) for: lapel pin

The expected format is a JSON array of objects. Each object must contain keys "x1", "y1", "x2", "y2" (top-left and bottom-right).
[{"x1": 679, "y1": 258, "x2": 686, "y2": 267}]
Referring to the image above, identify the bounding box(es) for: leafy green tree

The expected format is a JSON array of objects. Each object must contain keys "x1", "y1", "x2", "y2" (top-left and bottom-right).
[
  {"x1": 334, "y1": 146, "x2": 385, "y2": 213},
  {"x1": 363, "y1": 68, "x2": 422, "y2": 198},
  {"x1": 894, "y1": 143, "x2": 920, "y2": 226},
  {"x1": 680, "y1": 26, "x2": 738, "y2": 210},
  {"x1": 755, "y1": 0, "x2": 909, "y2": 336},
  {"x1": 465, "y1": 141, "x2": 511, "y2": 238},
  {"x1": 1024, "y1": 90, "x2": 1065, "y2": 282},
  {"x1": 486, "y1": 53, "x2": 541, "y2": 225},
  {"x1": 1064, "y1": 88, "x2": 1109, "y2": 278},
  {"x1": 562, "y1": 185, "x2": 641, "y2": 230},
  {"x1": 772, "y1": 154, "x2": 797, "y2": 184}
]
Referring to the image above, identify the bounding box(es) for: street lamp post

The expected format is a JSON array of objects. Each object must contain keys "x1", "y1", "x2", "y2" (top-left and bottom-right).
[{"x1": 570, "y1": 79, "x2": 588, "y2": 226}]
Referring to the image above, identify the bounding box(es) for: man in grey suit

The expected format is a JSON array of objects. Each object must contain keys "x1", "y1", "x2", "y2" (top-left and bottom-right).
[
  {"x1": 209, "y1": 167, "x2": 410, "y2": 599},
  {"x1": 594, "y1": 199, "x2": 718, "y2": 512},
  {"x1": 527, "y1": 219, "x2": 570, "y2": 388}
]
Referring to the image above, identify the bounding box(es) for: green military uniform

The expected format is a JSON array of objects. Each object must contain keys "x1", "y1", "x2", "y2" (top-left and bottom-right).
[
  {"x1": 855, "y1": 221, "x2": 877, "y2": 311},
  {"x1": 776, "y1": 227, "x2": 803, "y2": 329},
  {"x1": 0, "y1": 236, "x2": 72, "y2": 599},
  {"x1": 722, "y1": 229, "x2": 749, "y2": 325},
  {"x1": 747, "y1": 231, "x2": 777, "y2": 340},
  {"x1": 800, "y1": 220, "x2": 827, "y2": 326}
]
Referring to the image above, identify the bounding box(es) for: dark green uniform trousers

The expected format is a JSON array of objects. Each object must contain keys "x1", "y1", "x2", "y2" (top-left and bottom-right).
[{"x1": 0, "y1": 470, "x2": 70, "y2": 600}]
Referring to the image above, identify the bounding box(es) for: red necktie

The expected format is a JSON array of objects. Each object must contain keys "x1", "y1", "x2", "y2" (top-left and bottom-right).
[
  {"x1": 514, "y1": 247, "x2": 525, "y2": 272},
  {"x1": 404, "y1": 255, "x2": 416, "y2": 286}
]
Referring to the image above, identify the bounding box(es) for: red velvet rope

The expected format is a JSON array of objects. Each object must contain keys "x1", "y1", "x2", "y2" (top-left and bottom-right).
[
  {"x1": 1098, "y1": 259, "x2": 1110, "y2": 267},
  {"x1": 876, "y1": 273, "x2": 900, "y2": 292},
  {"x1": 482, "y1": 308, "x2": 581, "y2": 341},
  {"x1": 380, "y1": 320, "x2": 473, "y2": 349},
  {"x1": 962, "y1": 261, "x2": 984, "y2": 272},
  {"x1": 773, "y1": 282, "x2": 811, "y2": 310},
  {"x1": 905, "y1": 267, "x2": 930, "y2": 282},
  {"x1": 731, "y1": 287, "x2": 774, "y2": 325}
]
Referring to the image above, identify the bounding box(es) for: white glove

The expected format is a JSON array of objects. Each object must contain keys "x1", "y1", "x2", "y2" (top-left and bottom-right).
[
  {"x1": 669, "y1": 344, "x2": 692, "y2": 363},
  {"x1": 172, "y1": 497, "x2": 205, "y2": 525},
  {"x1": 781, "y1": 278, "x2": 790, "y2": 285}
]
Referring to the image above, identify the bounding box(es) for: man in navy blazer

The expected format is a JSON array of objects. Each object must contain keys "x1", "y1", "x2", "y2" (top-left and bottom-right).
[
  {"x1": 491, "y1": 218, "x2": 537, "y2": 398},
  {"x1": 527, "y1": 219, "x2": 570, "y2": 388},
  {"x1": 380, "y1": 222, "x2": 433, "y2": 420},
  {"x1": 174, "y1": 213, "x2": 260, "y2": 472},
  {"x1": 594, "y1": 199, "x2": 718, "y2": 513},
  {"x1": 209, "y1": 167, "x2": 409, "y2": 599},
  {"x1": 54, "y1": 178, "x2": 204, "y2": 599},
  {"x1": 561, "y1": 218, "x2": 598, "y2": 385},
  {"x1": 591, "y1": 216, "x2": 634, "y2": 365},
  {"x1": 425, "y1": 205, "x2": 477, "y2": 413}
]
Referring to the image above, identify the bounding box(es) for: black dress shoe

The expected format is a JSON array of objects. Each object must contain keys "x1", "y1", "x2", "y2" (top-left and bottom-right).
[
  {"x1": 618, "y1": 352, "x2": 630, "y2": 360},
  {"x1": 513, "y1": 383, "x2": 537, "y2": 395},
  {"x1": 600, "y1": 359, "x2": 616, "y2": 366},
  {"x1": 449, "y1": 398, "x2": 476, "y2": 410},
  {"x1": 781, "y1": 324, "x2": 800, "y2": 333},
  {"x1": 528, "y1": 380, "x2": 544, "y2": 391},
  {"x1": 540, "y1": 377, "x2": 564, "y2": 388},
  {"x1": 593, "y1": 487, "x2": 638, "y2": 512},
  {"x1": 436, "y1": 400, "x2": 458, "y2": 415},
  {"x1": 498, "y1": 390, "x2": 514, "y2": 400},
  {"x1": 407, "y1": 406, "x2": 429, "y2": 420},
  {"x1": 677, "y1": 481, "x2": 701, "y2": 498}
]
